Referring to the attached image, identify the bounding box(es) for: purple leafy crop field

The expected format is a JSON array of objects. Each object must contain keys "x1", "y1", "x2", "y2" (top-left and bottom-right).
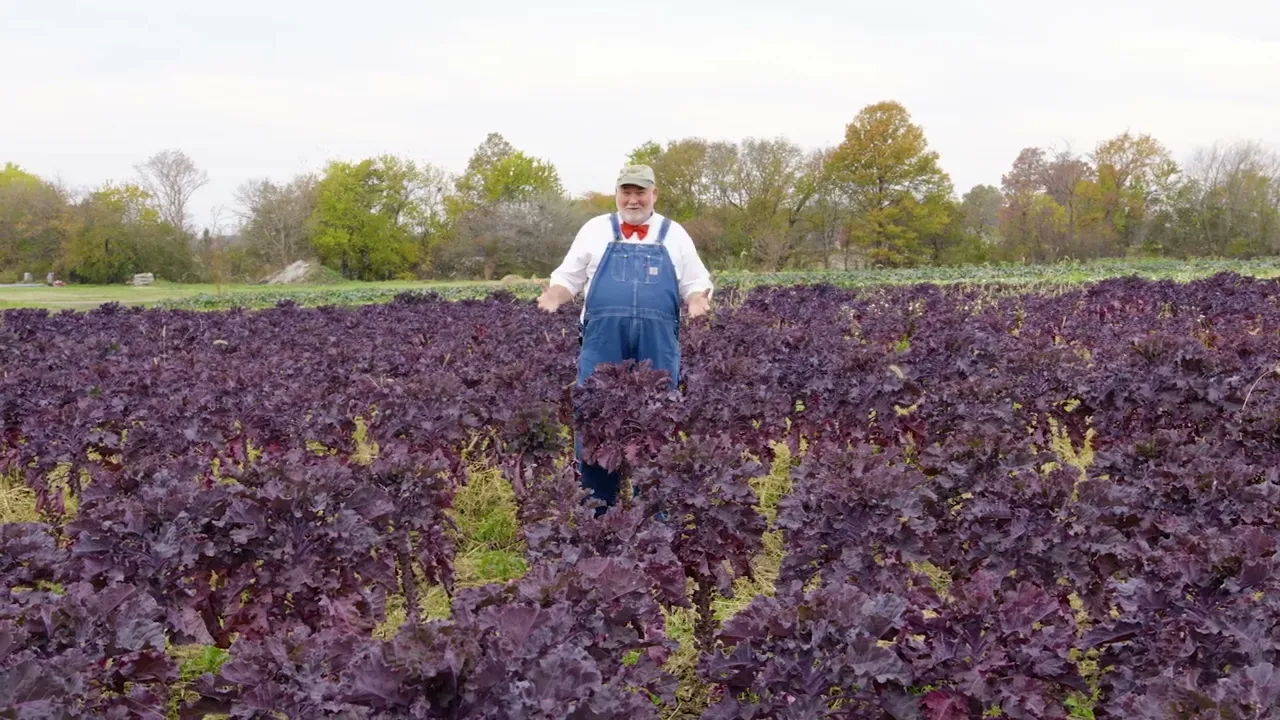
[{"x1": 4, "y1": 274, "x2": 1280, "y2": 718}]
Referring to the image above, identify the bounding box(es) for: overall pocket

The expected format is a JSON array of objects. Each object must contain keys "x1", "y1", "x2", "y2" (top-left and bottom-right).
[
  {"x1": 639, "y1": 252, "x2": 664, "y2": 285},
  {"x1": 608, "y1": 251, "x2": 630, "y2": 282}
]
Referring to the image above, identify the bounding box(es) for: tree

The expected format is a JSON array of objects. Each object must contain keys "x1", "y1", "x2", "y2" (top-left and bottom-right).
[
  {"x1": 309, "y1": 158, "x2": 419, "y2": 280},
  {"x1": 195, "y1": 208, "x2": 236, "y2": 287},
  {"x1": 1181, "y1": 140, "x2": 1280, "y2": 256},
  {"x1": 439, "y1": 192, "x2": 590, "y2": 280},
  {"x1": 135, "y1": 149, "x2": 208, "y2": 237},
  {"x1": 573, "y1": 191, "x2": 618, "y2": 216},
  {"x1": 437, "y1": 134, "x2": 566, "y2": 278},
  {"x1": 625, "y1": 138, "x2": 728, "y2": 223},
  {"x1": 234, "y1": 173, "x2": 319, "y2": 270},
  {"x1": 918, "y1": 195, "x2": 982, "y2": 265},
  {"x1": 1089, "y1": 131, "x2": 1179, "y2": 249},
  {"x1": 959, "y1": 184, "x2": 1003, "y2": 243},
  {"x1": 402, "y1": 162, "x2": 454, "y2": 268},
  {"x1": 365, "y1": 155, "x2": 453, "y2": 273},
  {"x1": 626, "y1": 141, "x2": 663, "y2": 168},
  {"x1": 996, "y1": 146, "x2": 1116, "y2": 262},
  {"x1": 1140, "y1": 174, "x2": 1205, "y2": 257},
  {"x1": 912, "y1": 189, "x2": 964, "y2": 265},
  {"x1": 450, "y1": 133, "x2": 562, "y2": 215},
  {"x1": 993, "y1": 140, "x2": 1176, "y2": 261},
  {"x1": 791, "y1": 148, "x2": 849, "y2": 269},
  {"x1": 0, "y1": 163, "x2": 69, "y2": 279},
  {"x1": 721, "y1": 138, "x2": 828, "y2": 270},
  {"x1": 999, "y1": 148, "x2": 1064, "y2": 262},
  {"x1": 630, "y1": 137, "x2": 843, "y2": 269},
  {"x1": 60, "y1": 182, "x2": 193, "y2": 283},
  {"x1": 1040, "y1": 147, "x2": 1097, "y2": 257},
  {"x1": 827, "y1": 101, "x2": 955, "y2": 266},
  {"x1": 464, "y1": 133, "x2": 517, "y2": 177}
]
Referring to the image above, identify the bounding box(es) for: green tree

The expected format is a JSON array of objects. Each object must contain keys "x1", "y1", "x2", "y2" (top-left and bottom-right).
[
  {"x1": 921, "y1": 193, "x2": 992, "y2": 265},
  {"x1": 400, "y1": 162, "x2": 453, "y2": 271},
  {"x1": 1180, "y1": 140, "x2": 1280, "y2": 257},
  {"x1": 437, "y1": 134, "x2": 565, "y2": 278},
  {"x1": 626, "y1": 141, "x2": 662, "y2": 168},
  {"x1": 0, "y1": 163, "x2": 69, "y2": 280},
  {"x1": 790, "y1": 148, "x2": 850, "y2": 269},
  {"x1": 959, "y1": 184, "x2": 1004, "y2": 243},
  {"x1": 309, "y1": 157, "x2": 420, "y2": 280},
  {"x1": 450, "y1": 133, "x2": 562, "y2": 215},
  {"x1": 1140, "y1": 177, "x2": 1203, "y2": 257},
  {"x1": 1089, "y1": 132, "x2": 1180, "y2": 250},
  {"x1": 61, "y1": 182, "x2": 192, "y2": 283},
  {"x1": 721, "y1": 138, "x2": 830, "y2": 270},
  {"x1": 912, "y1": 189, "x2": 964, "y2": 264},
  {"x1": 827, "y1": 101, "x2": 955, "y2": 266},
  {"x1": 623, "y1": 138, "x2": 729, "y2": 223}
]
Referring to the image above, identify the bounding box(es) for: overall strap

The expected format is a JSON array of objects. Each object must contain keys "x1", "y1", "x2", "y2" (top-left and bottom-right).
[
  {"x1": 655, "y1": 217, "x2": 672, "y2": 244},
  {"x1": 608, "y1": 213, "x2": 623, "y2": 241}
]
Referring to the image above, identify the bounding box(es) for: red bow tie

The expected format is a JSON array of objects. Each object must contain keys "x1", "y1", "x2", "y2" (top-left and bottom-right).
[{"x1": 620, "y1": 222, "x2": 648, "y2": 239}]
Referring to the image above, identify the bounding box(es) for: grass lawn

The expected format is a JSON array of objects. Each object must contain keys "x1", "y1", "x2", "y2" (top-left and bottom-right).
[{"x1": 0, "y1": 279, "x2": 499, "y2": 310}]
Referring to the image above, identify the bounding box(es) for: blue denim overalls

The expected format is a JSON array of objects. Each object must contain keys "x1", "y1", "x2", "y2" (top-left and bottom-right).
[{"x1": 574, "y1": 212, "x2": 680, "y2": 512}]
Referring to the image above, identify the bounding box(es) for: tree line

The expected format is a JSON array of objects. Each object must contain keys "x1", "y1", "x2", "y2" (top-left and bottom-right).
[{"x1": 3, "y1": 100, "x2": 1279, "y2": 285}]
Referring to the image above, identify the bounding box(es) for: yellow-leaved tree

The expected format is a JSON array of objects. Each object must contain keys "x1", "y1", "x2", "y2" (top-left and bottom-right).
[{"x1": 827, "y1": 101, "x2": 956, "y2": 267}]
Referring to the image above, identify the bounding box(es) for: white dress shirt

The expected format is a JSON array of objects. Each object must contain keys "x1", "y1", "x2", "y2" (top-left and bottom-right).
[{"x1": 549, "y1": 211, "x2": 714, "y2": 319}]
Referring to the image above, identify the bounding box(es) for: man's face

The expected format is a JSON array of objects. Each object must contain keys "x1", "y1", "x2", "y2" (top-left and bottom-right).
[{"x1": 616, "y1": 184, "x2": 657, "y2": 224}]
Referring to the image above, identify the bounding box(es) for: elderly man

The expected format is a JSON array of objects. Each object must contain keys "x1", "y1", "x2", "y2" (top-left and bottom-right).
[{"x1": 537, "y1": 164, "x2": 713, "y2": 511}]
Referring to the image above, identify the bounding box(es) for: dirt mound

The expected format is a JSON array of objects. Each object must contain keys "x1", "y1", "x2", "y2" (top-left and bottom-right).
[{"x1": 261, "y1": 261, "x2": 339, "y2": 285}]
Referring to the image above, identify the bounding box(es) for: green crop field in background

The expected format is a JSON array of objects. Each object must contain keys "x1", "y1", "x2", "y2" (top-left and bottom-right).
[{"x1": 0, "y1": 279, "x2": 500, "y2": 310}]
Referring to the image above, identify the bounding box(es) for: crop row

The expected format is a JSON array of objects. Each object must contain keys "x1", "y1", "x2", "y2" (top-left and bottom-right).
[{"x1": 3, "y1": 273, "x2": 1280, "y2": 718}]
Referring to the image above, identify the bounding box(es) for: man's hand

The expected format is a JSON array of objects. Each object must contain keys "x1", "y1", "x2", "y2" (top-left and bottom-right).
[
  {"x1": 686, "y1": 289, "x2": 711, "y2": 318},
  {"x1": 537, "y1": 283, "x2": 573, "y2": 312}
]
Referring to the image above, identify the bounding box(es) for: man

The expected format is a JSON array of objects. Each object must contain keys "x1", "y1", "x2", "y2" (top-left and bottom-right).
[{"x1": 537, "y1": 164, "x2": 713, "y2": 511}]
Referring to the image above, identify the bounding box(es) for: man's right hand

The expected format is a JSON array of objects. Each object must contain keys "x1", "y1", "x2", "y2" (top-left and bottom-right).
[{"x1": 537, "y1": 283, "x2": 573, "y2": 312}]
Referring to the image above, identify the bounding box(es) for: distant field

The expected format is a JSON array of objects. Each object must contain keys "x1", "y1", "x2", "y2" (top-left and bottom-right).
[
  {"x1": 0, "y1": 279, "x2": 501, "y2": 310},
  {"x1": 4, "y1": 257, "x2": 1280, "y2": 311}
]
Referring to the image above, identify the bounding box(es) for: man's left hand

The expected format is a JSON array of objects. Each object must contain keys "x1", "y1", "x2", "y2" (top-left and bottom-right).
[
  {"x1": 686, "y1": 290, "x2": 711, "y2": 318},
  {"x1": 537, "y1": 283, "x2": 572, "y2": 313}
]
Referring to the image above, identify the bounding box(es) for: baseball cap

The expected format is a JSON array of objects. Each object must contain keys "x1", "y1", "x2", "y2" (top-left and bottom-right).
[{"x1": 616, "y1": 164, "x2": 656, "y2": 188}]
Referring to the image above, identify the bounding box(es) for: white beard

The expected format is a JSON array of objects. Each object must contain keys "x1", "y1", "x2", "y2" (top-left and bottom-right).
[{"x1": 618, "y1": 207, "x2": 653, "y2": 225}]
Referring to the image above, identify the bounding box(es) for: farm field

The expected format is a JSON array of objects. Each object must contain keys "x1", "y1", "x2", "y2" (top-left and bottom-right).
[
  {"x1": 4, "y1": 271, "x2": 1280, "y2": 718},
  {"x1": 0, "y1": 279, "x2": 477, "y2": 311},
  {"x1": 6, "y1": 256, "x2": 1280, "y2": 311}
]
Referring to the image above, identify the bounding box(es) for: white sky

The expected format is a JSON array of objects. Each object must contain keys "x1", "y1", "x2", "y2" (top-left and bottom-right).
[{"x1": 4, "y1": 0, "x2": 1278, "y2": 232}]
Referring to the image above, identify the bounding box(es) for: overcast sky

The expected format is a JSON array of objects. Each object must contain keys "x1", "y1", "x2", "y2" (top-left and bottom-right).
[{"x1": 4, "y1": 0, "x2": 1278, "y2": 231}]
